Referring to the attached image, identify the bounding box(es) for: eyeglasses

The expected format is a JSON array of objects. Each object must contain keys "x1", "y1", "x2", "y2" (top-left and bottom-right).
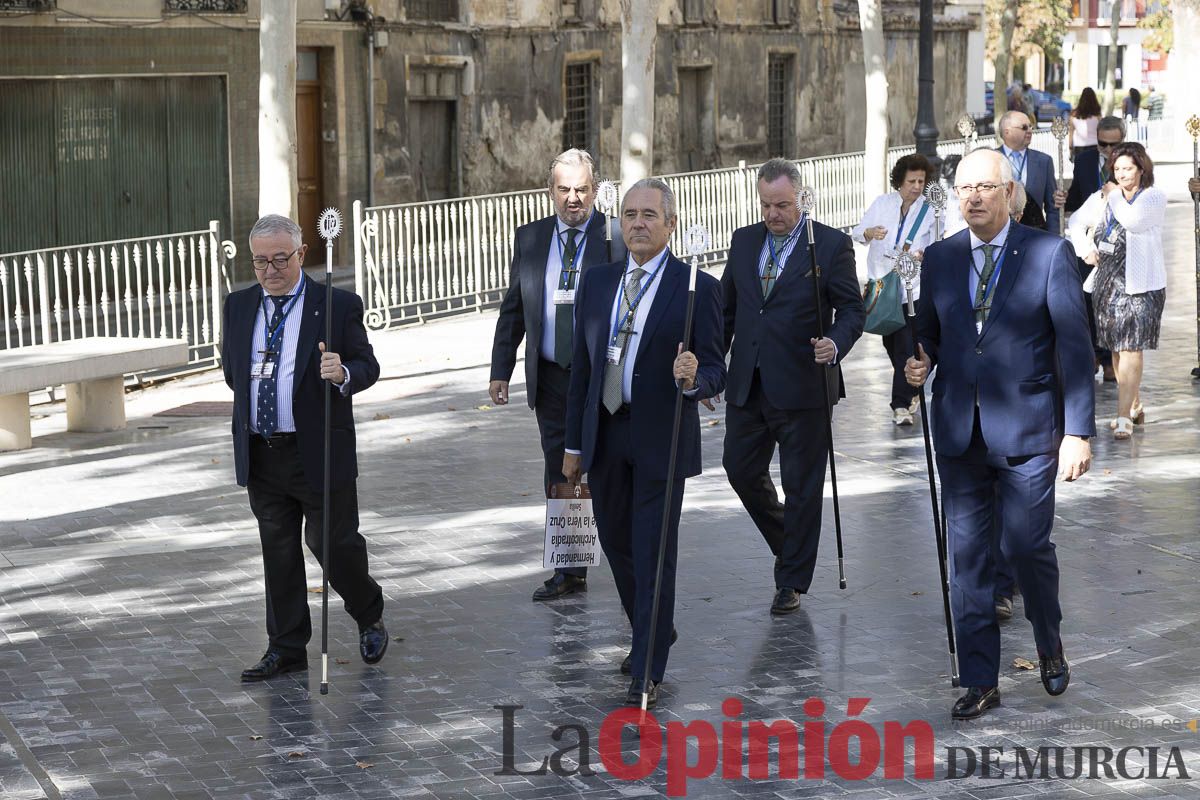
[
  {"x1": 251, "y1": 248, "x2": 300, "y2": 272},
  {"x1": 1013, "y1": 125, "x2": 1033, "y2": 132},
  {"x1": 953, "y1": 183, "x2": 1006, "y2": 198}
]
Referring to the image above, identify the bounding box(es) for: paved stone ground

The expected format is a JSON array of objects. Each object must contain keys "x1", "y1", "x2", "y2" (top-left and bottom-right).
[{"x1": 2, "y1": 193, "x2": 1200, "y2": 798}]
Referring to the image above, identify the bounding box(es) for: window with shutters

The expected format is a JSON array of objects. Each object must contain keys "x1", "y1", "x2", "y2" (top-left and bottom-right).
[
  {"x1": 767, "y1": 53, "x2": 794, "y2": 157},
  {"x1": 562, "y1": 61, "x2": 597, "y2": 156},
  {"x1": 683, "y1": 0, "x2": 705, "y2": 25},
  {"x1": 0, "y1": 0, "x2": 55, "y2": 11},
  {"x1": 771, "y1": 0, "x2": 791, "y2": 24},
  {"x1": 163, "y1": 0, "x2": 247, "y2": 11},
  {"x1": 405, "y1": 0, "x2": 458, "y2": 21}
]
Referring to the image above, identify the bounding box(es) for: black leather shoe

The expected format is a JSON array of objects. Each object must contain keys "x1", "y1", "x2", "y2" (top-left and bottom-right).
[
  {"x1": 621, "y1": 629, "x2": 678, "y2": 675},
  {"x1": 1039, "y1": 649, "x2": 1070, "y2": 696},
  {"x1": 995, "y1": 595, "x2": 1013, "y2": 621},
  {"x1": 770, "y1": 587, "x2": 801, "y2": 615},
  {"x1": 532, "y1": 573, "x2": 587, "y2": 602},
  {"x1": 625, "y1": 678, "x2": 660, "y2": 708},
  {"x1": 240, "y1": 651, "x2": 307, "y2": 682},
  {"x1": 951, "y1": 686, "x2": 1000, "y2": 720},
  {"x1": 359, "y1": 621, "x2": 389, "y2": 665}
]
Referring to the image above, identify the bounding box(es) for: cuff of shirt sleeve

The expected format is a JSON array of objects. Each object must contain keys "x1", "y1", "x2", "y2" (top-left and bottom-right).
[
  {"x1": 564, "y1": 448, "x2": 581, "y2": 456},
  {"x1": 338, "y1": 365, "x2": 351, "y2": 395},
  {"x1": 829, "y1": 342, "x2": 840, "y2": 366}
]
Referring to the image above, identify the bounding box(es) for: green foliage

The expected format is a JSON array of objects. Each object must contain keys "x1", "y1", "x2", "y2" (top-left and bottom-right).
[
  {"x1": 985, "y1": 0, "x2": 1073, "y2": 61},
  {"x1": 1138, "y1": 2, "x2": 1173, "y2": 54}
]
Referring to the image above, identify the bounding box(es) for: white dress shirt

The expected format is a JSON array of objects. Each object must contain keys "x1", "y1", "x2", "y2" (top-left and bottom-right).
[
  {"x1": 968, "y1": 219, "x2": 1012, "y2": 334},
  {"x1": 539, "y1": 215, "x2": 590, "y2": 361},
  {"x1": 851, "y1": 192, "x2": 936, "y2": 298},
  {"x1": 1000, "y1": 145, "x2": 1029, "y2": 184}
]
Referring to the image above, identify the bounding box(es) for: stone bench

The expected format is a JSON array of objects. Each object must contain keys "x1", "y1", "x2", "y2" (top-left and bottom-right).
[{"x1": 0, "y1": 338, "x2": 189, "y2": 451}]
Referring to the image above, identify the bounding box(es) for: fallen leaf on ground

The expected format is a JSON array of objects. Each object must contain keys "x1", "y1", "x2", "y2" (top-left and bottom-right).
[
  {"x1": 287, "y1": 751, "x2": 306, "y2": 759},
  {"x1": 392, "y1": 636, "x2": 405, "y2": 642},
  {"x1": 373, "y1": 412, "x2": 391, "y2": 421},
  {"x1": 211, "y1": 458, "x2": 220, "y2": 464},
  {"x1": 355, "y1": 761, "x2": 375, "y2": 770},
  {"x1": 308, "y1": 587, "x2": 323, "y2": 594},
  {"x1": 1013, "y1": 657, "x2": 1036, "y2": 670},
  {"x1": 477, "y1": 404, "x2": 492, "y2": 411},
  {"x1": 249, "y1": 735, "x2": 263, "y2": 741},
  {"x1": 447, "y1": 406, "x2": 457, "y2": 411},
  {"x1": 404, "y1": 437, "x2": 411, "y2": 443},
  {"x1": 336, "y1": 658, "x2": 350, "y2": 665},
  {"x1": 911, "y1": 591, "x2": 923, "y2": 596}
]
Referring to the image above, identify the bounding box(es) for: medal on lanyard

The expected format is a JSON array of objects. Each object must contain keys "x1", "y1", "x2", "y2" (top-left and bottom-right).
[{"x1": 607, "y1": 250, "x2": 669, "y2": 364}]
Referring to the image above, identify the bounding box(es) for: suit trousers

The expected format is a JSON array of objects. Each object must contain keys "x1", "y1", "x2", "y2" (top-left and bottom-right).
[
  {"x1": 723, "y1": 370, "x2": 828, "y2": 592},
  {"x1": 534, "y1": 358, "x2": 586, "y2": 578},
  {"x1": 247, "y1": 436, "x2": 385, "y2": 657},
  {"x1": 587, "y1": 408, "x2": 684, "y2": 683},
  {"x1": 938, "y1": 413, "x2": 1063, "y2": 688}
]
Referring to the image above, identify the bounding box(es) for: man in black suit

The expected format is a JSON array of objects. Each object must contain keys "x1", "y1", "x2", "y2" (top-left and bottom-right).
[
  {"x1": 222, "y1": 214, "x2": 388, "y2": 682},
  {"x1": 562, "y1": 179, "x2": 725, "y2": 707},
  {"x1": 489, "y1": 149, "x2": 624, "y2": 601},
  {"x1": 720, "y1": 158, "x2": 865, "y2": 615}
]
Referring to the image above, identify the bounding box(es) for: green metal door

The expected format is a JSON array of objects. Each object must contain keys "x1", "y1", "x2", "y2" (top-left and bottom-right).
[{"x1": 0, "y1": 75, "x2": 230, "y2": 254}]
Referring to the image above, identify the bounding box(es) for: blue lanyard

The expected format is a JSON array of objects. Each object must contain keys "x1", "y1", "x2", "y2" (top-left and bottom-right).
[
  {"x1": 610, "y1": 250, "x2": 670, "y2": 345},
  {"x1": 893, "y1": 200, "x2": 929, "y2": 247},
  {"x1": 1008, "y1": 149, "x2": 1026, "y2": 181},
  {"x1": 972, "y1": 242, "x2": 1007, "y2": 307},
  {"x1": 555, "y1": 227, "x2": 584, "y2": 290},
  {"x1": 260, "y1": 285, "x2": 303, "y2": 358},
  {"x1": 1102, "y1": 187, "x2": 1141, "y2": 240},
  {"x1": 761, "y1": 218, "x2": 804, "y2": 278}
]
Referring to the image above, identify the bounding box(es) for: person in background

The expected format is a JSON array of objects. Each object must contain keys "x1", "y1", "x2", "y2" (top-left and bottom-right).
[
  {"x1": 1068, "y1": 142, "x2": 1166, "y2": 440},
  {"x1": 851, "y1": 154, "x2": 937, "y2": 426},
  {"x1": 1068, "y1": 88, "x2": 1102, "y2": 203}
]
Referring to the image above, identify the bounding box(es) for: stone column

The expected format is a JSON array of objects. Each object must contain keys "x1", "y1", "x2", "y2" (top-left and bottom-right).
[
  {"x1": 619, "y1": 0, "x2": 660, "y2": 188},
  {"x1": 258, "y1": 0, "x2": 299, "y2": 220},
  {"x1": 859, "y1": 0, "x2": 889, "y2": 202}
]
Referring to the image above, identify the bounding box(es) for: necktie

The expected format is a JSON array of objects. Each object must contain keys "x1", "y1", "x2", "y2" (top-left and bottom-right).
[
  {"x1": 762, "y1": 234, "x2": 787, "y2": 298},
  {"x1": 1009, "y1": 150, "x2": 1025, "y2": 184},
  {"x1": 603, "y1": 267, "x2": 645, "y2": 414},
  {"x1": 553, "y1": 229, "x2": 580, "y2": 368},
  {"x1": 256, "y1": 295, "x2": 288, "y2": 437},
  {"x1": 974, "y1": 244, "x2": 997, "y2": 329}
]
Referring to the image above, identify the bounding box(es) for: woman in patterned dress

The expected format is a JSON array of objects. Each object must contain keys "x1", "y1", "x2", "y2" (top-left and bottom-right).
[{"x1": 1067, "y1": 142, "x2": 1166, "y2": 439}]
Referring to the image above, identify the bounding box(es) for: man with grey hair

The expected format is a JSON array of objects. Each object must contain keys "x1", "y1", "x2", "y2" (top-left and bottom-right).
[
  {"x1": 718, "y1": 157, "x2": 864, "y2": 616},
  {"x1": 222, "y1": 214, "x2": 388, "y2": 682},
  {"x1": 489, "y1": 148, "x2": 626, "y2": 601},
  {"x1": 995, "y1": 110, "x2": 1061, "y2": 233},
  {"x1": 563, "y1": 178, "x2": 725, "y2": 706}
]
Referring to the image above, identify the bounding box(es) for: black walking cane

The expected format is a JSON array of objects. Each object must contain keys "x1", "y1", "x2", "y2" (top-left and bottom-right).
[
  {"x1": 639, "y1": 225, "x2": 709, "y2": 711},
  {"x1": 797, "y1": 188, "x2": 846, "y2": 590},
  {"x1": 317, "y1": 208, "x2": 343, "y2": 696},
  {"x1": 896, "y1": 251, "x2": 959, "y2": 688}
]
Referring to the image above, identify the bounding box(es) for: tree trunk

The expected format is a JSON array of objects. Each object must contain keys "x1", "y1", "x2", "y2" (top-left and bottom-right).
[
  {"x1": 1103, "y1": 0, "x2": 1121, "y2": 116},
  {"x1": 258, "y1": 0, "x2": 298, "y2": 220},
  {"x1": 859, "y1": 0, "x2": 889, "y2": 202},
  {"x1": 619, "y1": 0, "x2": 659, "y2": 187},
  {"x1": 992, "y1": 0, "x2": 1017, "y2": 131}
]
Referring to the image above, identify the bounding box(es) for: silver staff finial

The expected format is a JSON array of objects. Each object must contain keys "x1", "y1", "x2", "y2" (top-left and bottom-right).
[
  {"x1": 797, "y1": 186, "x2": 816, "y2": 215},
  {"x1": 683, "y1": 224, "x2": 711, "y2": 258},
  {"x1": 318, "y1": 208, "x2": 343, "y2": 241},
  {"x1": 595, "y1": 181, "x2": 619, "y2": 215}
]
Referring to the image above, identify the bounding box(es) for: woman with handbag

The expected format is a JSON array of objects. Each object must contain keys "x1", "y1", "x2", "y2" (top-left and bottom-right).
[
  {"x1": 1067, "y1": 142, "x2": 1166, "y2": 440},
  {"x1": 851, "y1": 154, "x2": 937, "y2": 426}
]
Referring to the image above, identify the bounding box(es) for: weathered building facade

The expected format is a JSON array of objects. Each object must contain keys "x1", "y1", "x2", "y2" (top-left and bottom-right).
[{"x1": 0, "y1": 0, "x2": 976, "y2": 259}]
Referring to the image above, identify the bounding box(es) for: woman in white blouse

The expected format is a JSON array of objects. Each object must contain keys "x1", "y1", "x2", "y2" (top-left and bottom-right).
[
  {"x1": 1066, "y1": 87, "x2": 1102, "y2": 207},
  {"x1": 851, "y1": 154, "x2": 937, "y2": 426},
  {"x1": 1067, "y1": 142, "x2": 1166, "y2": 439}
]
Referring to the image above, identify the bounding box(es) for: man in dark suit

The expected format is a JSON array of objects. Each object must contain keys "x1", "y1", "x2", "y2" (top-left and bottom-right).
[
  {"x1": 719, "y1": 158, "x2": 865, "y2": 616},
  {"x1": 490, "y1": 149, "x2": 625, "y2": 601},
  {"x1": 222, "y1": 214, "x2": 388, "y2": 682},
  {"x1": 906, "y1": 149, "x2": 1094, "y2": 719},
  {"x1": 996, "y1": 111, "x2": 1063, "y2": 233},
  {"x1": 562, "y1": 178, "x2": 725, "y2": 707}
]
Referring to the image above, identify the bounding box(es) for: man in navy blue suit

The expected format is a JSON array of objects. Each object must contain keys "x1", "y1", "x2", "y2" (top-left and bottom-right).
[
  {"x1": 906, "y1": 150, "x2": 1095, "y2": 719},
  {"x1": 719, "y1": 158, "x2": 865, "y2": 615},
  {"x1": 996, "y1": 111, "x2": 1064, "y2": 233},
  {"x1": 222, "y1": 215, "x2": 388, "y2": 682},
  {"x1": 562, "y1": 179, "x2": 725, "y2": 707},
  {"x1": 489, "y1": 149, "x2": 625, "y2": 602}
]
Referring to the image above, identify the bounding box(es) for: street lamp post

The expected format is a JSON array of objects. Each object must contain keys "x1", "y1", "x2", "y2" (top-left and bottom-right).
[{"x1": 913, "y1": 0, "x2": 941, "y2": 172}]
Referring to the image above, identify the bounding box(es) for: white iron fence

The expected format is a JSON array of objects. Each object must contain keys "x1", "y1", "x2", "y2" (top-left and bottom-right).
[
  {"x1": 353, "y1": 130, "x2": 1059, "y2": 332},
  {"x1": 0, "y1": 221, "x2": 236, "y2": 369}
]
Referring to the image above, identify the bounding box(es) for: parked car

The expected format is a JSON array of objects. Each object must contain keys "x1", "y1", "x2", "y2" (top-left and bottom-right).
[{"x1": 984, "y1": 81, "x2": 1070, "y2": 124}]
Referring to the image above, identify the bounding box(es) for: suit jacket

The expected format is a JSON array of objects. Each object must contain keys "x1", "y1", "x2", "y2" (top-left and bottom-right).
[
  {"x1": 490, "y1": 210, "x2": 624, "y2": 407},
  {"x1": 222, "y1": 275, "x2": 380, "y2": 491},
  {"x1": 915, "y1": 223, "x2": 1095, "y2": 458},
  {"x1": 721, "y1": 221, "x2": 865, "y2": 410},
  {"x1": 565, "y1": 255, "x2": 726, "y2": 481},
  {"x1": 997, "y1": 146, "x2": 1059, "y2": 234}
]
